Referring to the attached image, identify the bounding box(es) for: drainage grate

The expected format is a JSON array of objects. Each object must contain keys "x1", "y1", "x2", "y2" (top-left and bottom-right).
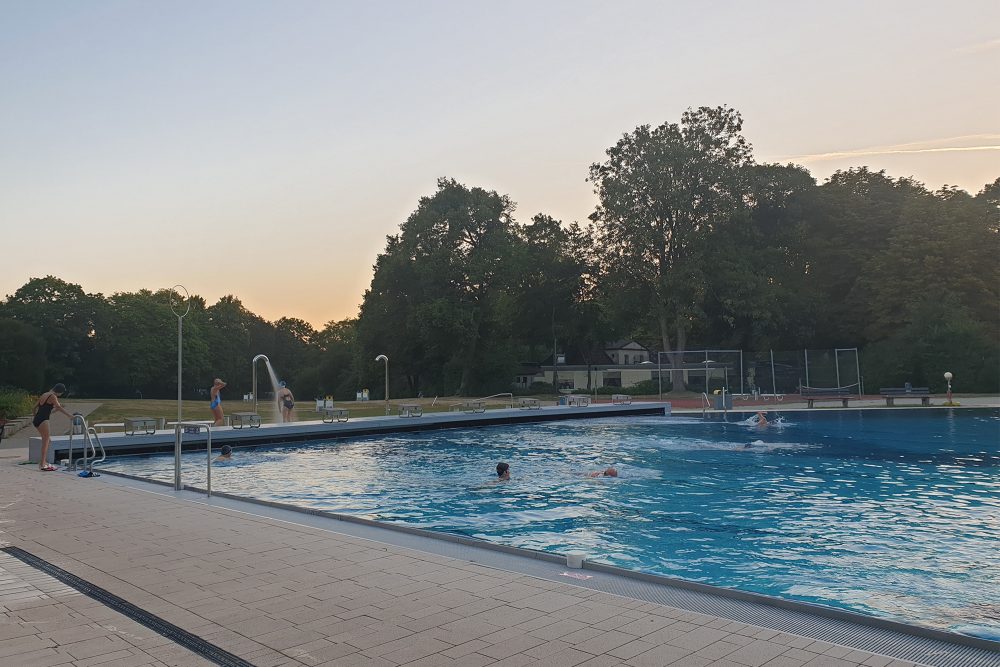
[{"x1": 1, "y1": 546, "x2": 254, "y2": 667}]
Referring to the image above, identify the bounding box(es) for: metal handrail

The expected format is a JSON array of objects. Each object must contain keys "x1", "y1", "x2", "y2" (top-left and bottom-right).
[
  {"x1": 66, "y1": 415, "x2": 106, "y2": 476},
  {"x1": 701, "y1": 392, "x2": 710, "y2": 419},
  {"x1": 174, "y1": 422, "x2": 214, "y2": 497}
]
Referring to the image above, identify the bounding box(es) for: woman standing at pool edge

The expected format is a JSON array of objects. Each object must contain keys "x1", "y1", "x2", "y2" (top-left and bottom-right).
[
  {"x1": 33, "y1": 383, "x2": 74, "y2": 471},
  {"x1": 210, "y1": 378, "x2": 227, "y2": 426}
]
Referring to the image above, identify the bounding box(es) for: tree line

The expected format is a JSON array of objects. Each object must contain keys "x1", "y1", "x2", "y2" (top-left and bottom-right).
[{"x1": 1, "y1": 106, "x2": 997, "y2": 399}]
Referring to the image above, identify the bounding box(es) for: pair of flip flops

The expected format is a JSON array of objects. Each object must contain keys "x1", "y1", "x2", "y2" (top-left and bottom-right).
[{"x1": 39, "y1": 465, "x2": 57, "y2": 472}]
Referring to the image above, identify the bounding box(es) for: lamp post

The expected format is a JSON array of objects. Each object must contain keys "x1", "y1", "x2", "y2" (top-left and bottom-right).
[
  {"x1": 944, "y1": 371, "x2": 953, "y2": 405},
  {"x1": 375, "y1": 355, "x2": 389, "y2": 415},
  {"x1": 169, "y1": 285, "x2": 190, "y2": 491}
]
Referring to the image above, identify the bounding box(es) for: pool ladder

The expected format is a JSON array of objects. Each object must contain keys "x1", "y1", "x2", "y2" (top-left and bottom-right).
[{"x1": 65, "y1": 415, "x2": 106, "y2": 477}]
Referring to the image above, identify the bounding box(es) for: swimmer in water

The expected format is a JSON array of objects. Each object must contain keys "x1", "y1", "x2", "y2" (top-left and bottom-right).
[
  {"x1": 588, "y1": 467, "x2": 618, "y2": 478},
  {"x1": 214, "y1": 444, "x2": 232, "y2": 462},
  {"x1": 496, "y1": 462, "x2": 510, "y2": 481},
  {"x1": 756, "y1": 411, "x2": 768, "y2": 427}
]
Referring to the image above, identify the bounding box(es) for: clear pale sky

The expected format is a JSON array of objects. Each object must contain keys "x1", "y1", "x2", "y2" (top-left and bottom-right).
[{"x1": 2, "y1": 1, "x2": 997, "y2": 328}]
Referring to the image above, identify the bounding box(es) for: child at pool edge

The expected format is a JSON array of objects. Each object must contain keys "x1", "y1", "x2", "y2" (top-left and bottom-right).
[
  {"x1": 496, "y1": 462, "x2": 510, "y2": 481},
  {"x1": 214, "y1": 444, "x2": 232, "y2": 462}
]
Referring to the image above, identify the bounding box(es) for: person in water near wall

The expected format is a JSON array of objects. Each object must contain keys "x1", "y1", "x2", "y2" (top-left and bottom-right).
[
  {"x1": 214, "y1": 444, "x2": 232, "y2": 462},
  {"x1": 210, "y1": 378, "x2": 227, "y2": 426},
  {"x1": 33, "y1": 383, "x2": 74, "y2": 471},
  {"x1": 756, "y1": 411, "x2": 769, "y2": 427},
  {"x1": 496, "y1": 462, "x2": 510, "y2": 481},
  {"x1": 276, "y1": 381, "x2": 295, "y2": 423}
]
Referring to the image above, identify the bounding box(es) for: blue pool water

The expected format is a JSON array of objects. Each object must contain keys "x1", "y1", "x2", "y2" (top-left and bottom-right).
[{"x1": 98, "y1": 408, "x2": 1000, "y2": 637}]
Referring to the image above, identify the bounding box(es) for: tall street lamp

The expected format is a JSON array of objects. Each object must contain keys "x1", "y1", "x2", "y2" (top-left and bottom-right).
[
  {"x1": 375, "y1": 355, "x2": 389, "y2": 415},
  {"x1": 944, "y1": 371, "x2": 953, "y2": 405}
]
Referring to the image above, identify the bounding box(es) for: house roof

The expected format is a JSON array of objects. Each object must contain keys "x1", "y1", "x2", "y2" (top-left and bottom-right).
[{"x1": 604, "y1": 340, "x2": 649, "y2": 352}]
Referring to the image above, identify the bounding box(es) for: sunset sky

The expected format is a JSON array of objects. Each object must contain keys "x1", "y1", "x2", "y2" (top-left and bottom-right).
[{"x1": 2, "y1": 1, "x2": 997, "y2": 328}]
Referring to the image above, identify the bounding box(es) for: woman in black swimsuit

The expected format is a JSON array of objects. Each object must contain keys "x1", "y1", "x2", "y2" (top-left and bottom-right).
[{"x1": 33, "y1": 383, "x2": 74, "y2": 471}]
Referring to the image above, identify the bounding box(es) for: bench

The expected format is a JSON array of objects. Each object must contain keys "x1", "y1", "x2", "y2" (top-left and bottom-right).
[
  {"x1": 611, "y1": 394, "x2": 632, "y2": 405},
  {"x1": 519, "y1": 397, "x2": 541, "y2": 410},
  {"x1": 124, "y1": 417, "x2": 158, "y2": 435},
  {"x1": 92, "y1": 422, "x2": 126, "y2": 433},
  {"x1": 452, "y1": 400, "x2": 486, "y2": 414},
  {"x1": 230, "y1": 412, "x2": 261, "y2": 429},
  {"x1": 566, "y1": 395, "x2": 591, "y2": 407},
  {"x1": 399, "y1": 403, "x2": 423, "y2": 418},
  {"x1": 799, "y1": 387, "x2": 854, "y2": 409},
  {"x1": 880, "y1": 386, "x2": 931, "y2": 406},
  {"x1": 320, "y1": 407, "x2": 350, "y2": 423}
]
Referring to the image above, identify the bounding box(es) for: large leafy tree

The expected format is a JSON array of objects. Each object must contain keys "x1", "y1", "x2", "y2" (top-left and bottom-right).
[
  {"x1": 588, "y1": 106, "x2": 753, "y2": 390},
  {"x1": 0, "y1": 319, "x2": 46, "y2": 390},
  {"x1": 2, "y1": 276, "x2": 102, "y2": 390},
  {"x1": 357, "y1": 178, "x2": 521, "y2": 396},
  {"x1": 88, "y1": 289, "x2": 210, "y2": 398}
]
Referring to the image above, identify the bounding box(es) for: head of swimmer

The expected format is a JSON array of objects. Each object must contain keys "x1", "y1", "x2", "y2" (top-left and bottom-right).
[
  {"x1": 496, "y1": 462, "x2": 510, "y2": 480},
  {"x1": 51, "y1": 383, "x2": 66, "y2": 396}
]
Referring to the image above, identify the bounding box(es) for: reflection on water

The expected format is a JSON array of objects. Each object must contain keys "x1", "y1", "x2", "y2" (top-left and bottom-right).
[{"x1": 99, "y1": 408, "x2": 1000, "y2": 637}]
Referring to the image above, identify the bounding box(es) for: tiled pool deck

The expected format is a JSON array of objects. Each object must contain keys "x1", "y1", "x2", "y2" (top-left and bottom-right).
[{"x1": 3, "y1": 401, "x2": 998, "y2": 667}]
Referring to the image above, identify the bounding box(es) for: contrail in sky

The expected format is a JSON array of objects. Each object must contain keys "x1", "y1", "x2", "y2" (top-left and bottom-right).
[{"x1": 771, "y1": 134, "x2": 1000, "y2": 163}]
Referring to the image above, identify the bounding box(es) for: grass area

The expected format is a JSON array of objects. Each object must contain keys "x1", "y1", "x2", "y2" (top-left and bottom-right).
[{"x1": 77, "y1": 395, "x2": 570, "y2": 425}]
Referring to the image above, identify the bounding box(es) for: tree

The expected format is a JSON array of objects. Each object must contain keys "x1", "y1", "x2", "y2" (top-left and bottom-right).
[
  {"x1": 357, "y1": 178, "x2": 521, "y2": 396},
  {"x1": 588, "y1": 106, "x2": 753, "y2": 390},
  {"x1": 0, "y1": 319, "x2": 46, "y2": 390},
  {"x1": 314, "y1": 318, "x2": 360, "y2": 400},
  {"x1": 2, "y1": 276, "x2": 102, "y2": 389}
]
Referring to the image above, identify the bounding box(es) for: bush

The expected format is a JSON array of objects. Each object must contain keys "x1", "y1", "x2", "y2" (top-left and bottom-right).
[{"x1": 0, "y1": 388, "x2": 34, "y2": 421}]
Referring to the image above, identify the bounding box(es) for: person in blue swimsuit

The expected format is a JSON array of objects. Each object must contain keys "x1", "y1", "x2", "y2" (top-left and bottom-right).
[
  {"x1": 33, "y1": 383, "x2": 74, "y2": 471},
  {"x1": 210, "y1": 378, "x2": 227, "y2": 426}
]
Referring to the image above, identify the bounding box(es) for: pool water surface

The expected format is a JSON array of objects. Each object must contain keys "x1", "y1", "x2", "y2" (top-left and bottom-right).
[{"x1": 98, "y1": 408, "x2": 1000, "y2": 638}]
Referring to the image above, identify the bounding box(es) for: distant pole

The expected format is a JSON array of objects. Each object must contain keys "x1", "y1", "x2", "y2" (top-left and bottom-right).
[
  {"x1": 376, "y1": 355, "x2": 389, "y2": 415},
  {"x1": 657, "y1": 352, "x2": 662, "y2": 399},
  {"x1": 169, "y1": 285, "x2": 190, "y2": 491}
]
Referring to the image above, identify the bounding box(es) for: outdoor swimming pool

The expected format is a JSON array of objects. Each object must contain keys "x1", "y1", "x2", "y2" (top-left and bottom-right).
[{"x1": 98, "y1": 408, "x2": 1000, "y2": 638}]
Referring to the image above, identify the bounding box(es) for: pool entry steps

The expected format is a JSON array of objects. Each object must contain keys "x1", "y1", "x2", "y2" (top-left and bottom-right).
[{"x1": 30, "y1": 401, "x2": 670, "y2": 464}]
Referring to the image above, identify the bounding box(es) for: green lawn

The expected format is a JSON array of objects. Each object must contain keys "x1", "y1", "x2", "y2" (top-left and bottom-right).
[{"x1": 78, "y1": 395, "x2": 553, "y2": 425}]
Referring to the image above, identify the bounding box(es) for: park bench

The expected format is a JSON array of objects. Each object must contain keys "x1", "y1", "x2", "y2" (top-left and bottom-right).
[
  {"x1": 880, "y1": 385, "x2": 931, "y2": 407},
  {"x1": 566, "y1": 395, "x2": 591, "y2": 407},
  {"x1": 799, "y1": 387, "x2": 854, "y2": 409},
  {"x1": 452, "y1": 400, "x2": 486, "y2": 414},
  {"x1": 519, "y1": 397, "x2": 541, "y2": 410},
  {"x1": 124, "y1": 416, "x2": 158, "y2": 435},
  {"x1": 399, "y1": 403, "x2": 423, "y2": 418},
  {"x1": 92, "y1": 422, "x2": 126, "y2": 433},
  {"x1": 230, "y1": 412, "x2": 261, "y2": 429},
  {"x1": 320, "y1": 407, "x2": 350, "y2": 423},
  {"x1": 611, "y1": 394, "x2": 632, "y2": 405}
]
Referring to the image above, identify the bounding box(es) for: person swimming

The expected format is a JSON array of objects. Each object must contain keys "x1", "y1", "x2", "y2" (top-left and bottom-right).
[
  {"x1": 756, "y1": 411, "x2": 768, "y2": 426},
  {"x1": 588, "y1": 467, "x2": 618, "y2": 478},
  {"x1": 214, "y1": 444, "x2": 232, "y2": 462},
  {"x1": 496, "y1": 462, "x2": 510, "y2": 481}
]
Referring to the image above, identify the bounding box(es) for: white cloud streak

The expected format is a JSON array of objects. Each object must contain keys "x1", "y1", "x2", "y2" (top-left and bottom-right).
[
  {"x1": 954, "y1": 38, "x2": 1000, "y2": 54},
  {"x1": 771, "y1": 134, "x2": 1000, "y2": 163}
]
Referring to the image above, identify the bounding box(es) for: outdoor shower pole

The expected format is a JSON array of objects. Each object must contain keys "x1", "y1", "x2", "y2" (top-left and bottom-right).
[{"x1": 376, "y1": 355, "x2": 389, "y2": 415}]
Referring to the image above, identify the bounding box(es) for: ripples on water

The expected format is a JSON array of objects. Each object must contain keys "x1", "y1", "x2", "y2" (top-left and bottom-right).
[{"x1": 99, "y1": 409, "x2": 1000, "y2": 637}]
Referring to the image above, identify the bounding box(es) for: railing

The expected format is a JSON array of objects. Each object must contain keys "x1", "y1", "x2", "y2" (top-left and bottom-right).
[
  {"x1": 66, "y1": 415, "x2": 106, "y2": 476},
  {"x1": 174, "y1": 422, "x2": 214, "y2": 497},
  {"x1": 701, "y1": 392, "x2": 710, "y2": 419}
]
